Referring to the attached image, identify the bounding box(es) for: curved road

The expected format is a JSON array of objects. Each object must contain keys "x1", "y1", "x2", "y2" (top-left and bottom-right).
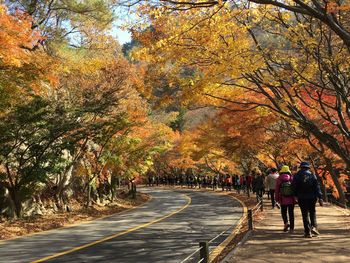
[{"x1": 0, "y1": 188, "x2": 244, "y2": 263}]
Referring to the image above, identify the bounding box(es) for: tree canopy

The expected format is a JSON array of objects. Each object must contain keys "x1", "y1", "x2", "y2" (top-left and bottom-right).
[{"x1": 0, "y1": 0, "x2": 349, "y2": 218}]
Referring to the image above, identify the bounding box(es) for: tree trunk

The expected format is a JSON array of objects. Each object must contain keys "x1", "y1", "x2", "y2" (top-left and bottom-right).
[
  {"x1": 110, "y1": 175, "x2": 119, "y2": 202},
  {"x1": 313, "y1": 164, "x2": 327, "y2": 202},
  {"x1": 86, "y1": 184, "x2": 91, "y2": 208},
  {"x1": 0, "y1": 185, "x2": 6, "y2": 215},
  {"x1": 325, "y1": 158, "x2": 347, "y2": 207},
  {"x1": 323, "y1": 183, "x2": 328, "y2": 203},
  {"x1": 85, "y1": 172, "x2": 91, "y2": 208},
  {"x1": 56, "y1": 165, "x2": 74, "y2": 210},
  {"x1": 302, "y1": 121, "x2": 350, "y2": 170},
  {"x1": 8, "y1": 187, "x2": 22, "y2": 218}
]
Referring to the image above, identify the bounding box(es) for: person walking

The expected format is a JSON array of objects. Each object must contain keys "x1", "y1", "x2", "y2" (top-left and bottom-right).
[
  {"x1": 246, "y1": 173, "x2": 253, "y2": 194},
  {"x1": 266, "y1": 168, "x2": 279, "y2": 208},
  {"x1": 212, "y1": 175, "x2": 218, "y2": 190},
  {"x1": 225, "y1": 174, "x2": 232, "y2": 191},
  {"x1": 236, "y1": 175, "x2": 241, "y2": 194},
  {"x1": 220, "y1": 175, "x2": 225, "y2": 191},
  {"x1": 292, "y1": 161, "x2": 323, "y2": 238},
  {"x1": 255, "y1": 173, "x2": 265, "y2": 201},
  {"x1": 275, "y1": 165, "x2": 296, "y2": 233}
]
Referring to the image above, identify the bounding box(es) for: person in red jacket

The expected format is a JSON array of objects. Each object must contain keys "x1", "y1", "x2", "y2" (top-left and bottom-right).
[{"x1": 275, "y1": 165, "x2": 296, "y2": 233}]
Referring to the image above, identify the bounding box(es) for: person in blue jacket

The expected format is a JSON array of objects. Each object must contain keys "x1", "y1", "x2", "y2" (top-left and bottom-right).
[{"x1": 292, "y1": 161, "x2": 323, "y2": 238}]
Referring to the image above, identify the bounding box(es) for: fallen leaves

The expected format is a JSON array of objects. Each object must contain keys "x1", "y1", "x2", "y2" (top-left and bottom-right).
[{"x1": 0, "y1": 192, "x2": 150, "y2": 240}]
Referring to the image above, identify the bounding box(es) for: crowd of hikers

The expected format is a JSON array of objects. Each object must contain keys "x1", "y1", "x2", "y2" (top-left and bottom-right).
[
  {"x1": 146, "y1": 161, "x2": 324, "y2": 238},
  {"x1": 146, "y1": 170, "x2": 263, "y2": 194}
]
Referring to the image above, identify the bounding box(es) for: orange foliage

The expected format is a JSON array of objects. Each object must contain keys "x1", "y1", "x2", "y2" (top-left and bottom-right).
[
  {"x1": 0, "y1": 6, "x2": 40, "y2": 67},
  {"x1": 0, "y1": 5, "x2": 57, "y2": 101}
]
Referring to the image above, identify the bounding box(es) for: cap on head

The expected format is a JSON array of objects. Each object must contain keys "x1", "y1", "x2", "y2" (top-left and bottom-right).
[
  {"x1": 270, "y1": 168, "x2": 277, "y2": 173},
  {"x1": 280, "y1": 165, "x2": 291, "y2": 174},
  {"x1": 299, "y1": 161, "x2": 310, "y2": 169}
]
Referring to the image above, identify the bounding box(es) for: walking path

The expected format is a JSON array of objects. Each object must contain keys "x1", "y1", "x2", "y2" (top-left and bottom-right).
[{"x1": 222, "y1": 200, "x2": 350, "y2": 263}]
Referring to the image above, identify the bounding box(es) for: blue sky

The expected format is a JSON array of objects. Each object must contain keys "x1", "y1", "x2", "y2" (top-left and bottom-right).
[
  {"x1": 114, "y1": 27, "x2": 132, "y2": 44},
  {"x1": 112, "y1": 9, "x2": 134, "y2": 45}
]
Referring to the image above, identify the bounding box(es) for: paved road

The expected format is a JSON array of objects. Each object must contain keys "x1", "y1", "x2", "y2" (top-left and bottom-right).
[{"x1": 0, "y1": 188, "x2": 244, "y2": 263}]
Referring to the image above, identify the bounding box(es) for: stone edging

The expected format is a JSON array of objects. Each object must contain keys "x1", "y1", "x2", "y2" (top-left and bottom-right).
[{"x1": 219, "y1": 230, "x2": 253, "y2": 263}]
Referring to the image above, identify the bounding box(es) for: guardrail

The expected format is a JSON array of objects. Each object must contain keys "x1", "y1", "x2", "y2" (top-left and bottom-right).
[{"x1": 181, "y1": 197, "x2": 263, "y2": 263}]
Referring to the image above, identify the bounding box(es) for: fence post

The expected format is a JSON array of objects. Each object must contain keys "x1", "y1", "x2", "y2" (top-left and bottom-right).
[
  {"x1": 248, "y1": 209, "x2": 253, "y2": 230},
  {"x1": 199, "y1": 241, "x2": 209, "y2": 263}
]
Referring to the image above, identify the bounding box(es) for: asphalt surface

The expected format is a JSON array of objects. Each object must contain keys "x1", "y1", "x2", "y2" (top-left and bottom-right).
[{"x1": 0, "y1": 188, "x2": 244, "y2": 263}]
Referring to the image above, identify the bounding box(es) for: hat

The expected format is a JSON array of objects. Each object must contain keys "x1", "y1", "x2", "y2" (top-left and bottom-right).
[
  {"x1": 280, "y1": 165, "x2": 291, "y2": 174},
  {"x1": 299, "y1": 161, "x2": 310, "y2": 168},
  {"x1": 270, "y1": 168, "x2": 277, "y2": 173}
]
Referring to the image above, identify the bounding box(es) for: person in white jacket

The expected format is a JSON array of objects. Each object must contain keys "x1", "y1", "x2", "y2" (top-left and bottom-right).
[{"x1": 266, "y1": 168, "x2": 279, "y2": 208}]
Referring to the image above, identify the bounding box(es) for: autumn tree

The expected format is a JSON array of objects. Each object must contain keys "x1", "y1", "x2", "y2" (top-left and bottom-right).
[
  {"x1": 0, "y1": 5, "x2": 55, "y2": 112},
  {"x1": 0, "y1": 0, "x2": 178, "y2": 218},
  {"x1": 5, "y1": 0, "x2": 116, "y2": 40},
  {"x1": 0, "y1": 8, "x2": 146, "y2": 215},
  {"x1": 129, "y1": 1, "x2": 349, "y2": 198}
]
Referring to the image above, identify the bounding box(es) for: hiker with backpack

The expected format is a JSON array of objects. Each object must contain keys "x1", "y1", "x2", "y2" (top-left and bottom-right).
[
  {"x1": 293, "y1": 161, "x2": 323, "y2": 238},
  {"x1": 275, "y1": 165, "x2": 296, "y2": 233}
]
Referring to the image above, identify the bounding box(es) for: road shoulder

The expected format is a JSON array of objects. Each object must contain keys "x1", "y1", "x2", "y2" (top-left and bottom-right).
[{"x1": 0, "y1": 192, "x2": 150, "y2": 241}]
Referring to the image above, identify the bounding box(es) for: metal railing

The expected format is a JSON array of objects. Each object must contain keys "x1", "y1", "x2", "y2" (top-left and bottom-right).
[{"x1": 181, "y1": 198, "x2": 264, "y2": 263}]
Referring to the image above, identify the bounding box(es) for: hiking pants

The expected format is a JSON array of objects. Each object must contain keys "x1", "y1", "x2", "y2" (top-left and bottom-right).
[
  {"x1": 298, "y1": 198, "x2": 317, "y2": 234},
  {"x1": 281, "y1": 204, "x2": 295, "y2": 230},
  {"x1": 256, "y1": 189, "x2": 264, "y2": 200}
]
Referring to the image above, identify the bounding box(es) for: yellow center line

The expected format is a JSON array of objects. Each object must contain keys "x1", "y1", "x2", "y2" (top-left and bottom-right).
[
  {"x1": 31, "y1": 194, "x2": 192, "y2": 263},
  {"x1": 209, "y1": 193, "x2": 247, "y2": 262}
]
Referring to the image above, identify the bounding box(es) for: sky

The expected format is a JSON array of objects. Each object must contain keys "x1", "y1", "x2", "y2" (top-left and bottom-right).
[
  {"x1": 112, "y1": 8, "x2": 134, "y2": 45},
  {"x1": 114, "y1": 27, "x2": 132, "y2": 44}
]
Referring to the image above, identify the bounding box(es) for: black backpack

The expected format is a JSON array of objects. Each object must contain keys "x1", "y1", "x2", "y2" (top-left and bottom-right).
[
  {"x1": 280, "y1": 181, "x2": 293, "y2": 196},
  {"x1": 298, "y1": 171, "x2": 314, "y2": 194}
]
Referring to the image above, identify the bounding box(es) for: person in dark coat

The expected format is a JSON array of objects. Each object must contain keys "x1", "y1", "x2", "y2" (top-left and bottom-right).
[
  {"x1": 292, "y1": 161, "x2": 323, "y2": 238},
  {"x1": 255, "y1": 173, "x2": 265, "y2": 200}
]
